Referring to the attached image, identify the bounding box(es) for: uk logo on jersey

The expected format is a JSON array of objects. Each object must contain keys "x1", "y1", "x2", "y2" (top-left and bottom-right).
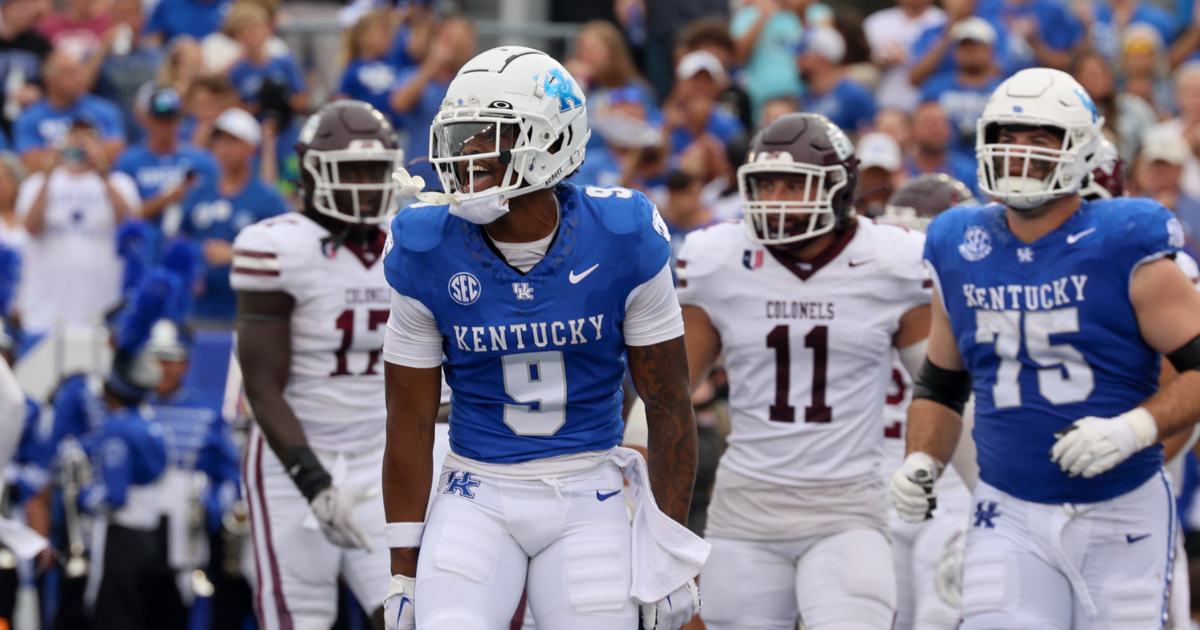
[
  {"x1": 743, "y1": 250, "x2": 764, "y2": 270},
  {"x1": 512, "y1": 282, "x2": 534, "y2": 300},
  {"x1": 448, "y1": 272, "x2": 481, "y2": 305},
  {"x1": 959, "y1": 225, "x2": 992, "y2": 262}
]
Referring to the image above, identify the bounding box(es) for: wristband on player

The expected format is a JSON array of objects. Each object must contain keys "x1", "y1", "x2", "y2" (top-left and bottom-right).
[
  {"x1": 1168, "y1": 333, "x2": 1200, "y2": 374},
  {"x1": 282, "y1": 446, "x2": 332, "y2": 503},
  {"x1": 384, "y1": 522, "x2": 425, "y2": 548}
]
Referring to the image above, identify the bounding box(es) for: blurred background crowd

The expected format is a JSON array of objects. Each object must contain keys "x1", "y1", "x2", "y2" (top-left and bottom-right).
[{"x1": 8, "y1": 0, "x2": 1200, "y2": 628}]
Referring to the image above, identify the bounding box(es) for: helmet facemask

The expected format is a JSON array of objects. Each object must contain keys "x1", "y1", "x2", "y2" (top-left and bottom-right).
[
  {"x1": 302, "y1": 139, "x2": 406, "y2": 224},
  {"x1": 977, "y1": 119, "x2": 1100, "y2": 210},
  {"x1": 739, "y1": 157, "x2": 850, "y2": 246},
  {"x1": 430, "y1": 102, "x2": 585, "y2": 203}
]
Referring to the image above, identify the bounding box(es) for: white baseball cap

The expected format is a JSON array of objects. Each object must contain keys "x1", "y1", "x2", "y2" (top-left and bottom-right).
[
  {"x1": 856, "y1": 132, "x2": 902, "y2": 172},
  {"x1": 675, "y1": 50, "x2": 727, "y2": 83},
  {"x1": 1141, "y1": 135, "x2": 1190, "y2": 166},
  {"x1": 803, "y1": 26, "x2": 846, "y2": 64},
  {"x1": 950, "y1": 17, "x2": 997, "y2": 46},
  {"x1": 213, "y1": 108, "x2": 261, "y2": 147}
]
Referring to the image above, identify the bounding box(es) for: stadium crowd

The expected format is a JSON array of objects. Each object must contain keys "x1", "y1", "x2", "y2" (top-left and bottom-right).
[{"x1": 4, "y1": 0, "x2": 1200, "y2": 628}]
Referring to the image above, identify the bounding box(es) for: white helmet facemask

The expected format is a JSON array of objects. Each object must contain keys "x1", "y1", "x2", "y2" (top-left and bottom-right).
[
  {"x1": 429, "y1": 47, "x2": 590, "y2": 205},
  {"x1": 975, "y1": 68, "x2": 1104, "y2": 210},
  {"x1": 738, "y1": 154, "x2": 850, "y2": 245},
  {"x1": 302, "y1": 139, "x2": 408, "y2": 224}
]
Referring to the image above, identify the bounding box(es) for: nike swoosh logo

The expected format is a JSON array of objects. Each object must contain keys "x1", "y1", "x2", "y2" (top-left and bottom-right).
[
  {"x1": 1127, "y1": 533, "x2": 1152, "y2": 543},
  {"x1": 1066, "y1": 227, "x2": 1097, "y2": 244},
  {"x1": 848, "y1": 259, "x2": 874, "y2": 267},
  {"x1": 570, "y1": 264, "x2": 600, "y2": 284},
  {"x1": 596, "y1": 490, "x2": 621, "y2": 501}
]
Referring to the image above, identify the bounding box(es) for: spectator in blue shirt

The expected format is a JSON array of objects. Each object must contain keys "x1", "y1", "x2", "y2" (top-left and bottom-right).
[
  {"x1": 180, "y1": 109, "x2": 288, "y2": 323},
  {"x1": 1077, "y1": 0, "x2": 1180, "y2": 63},
  {"x1": 664, "y1": 50, "x2": 745, "y2": 158},
  {"x1": 14, "y1": 50, "x2": 125, "y2": 172},
  {"x1": 904, "y1": 100, "x2": 981, "y2": 195},
  {"x1": 114, "y1": 87, "x2": 218, "y2": 258},
  {"x1": 144, "y1": 0, "x2": 232, "y2": 46},
  {"x1": 909, "y1": 11, "x2": 1008, "y2": 87},
  {"x1": 389, "y1": 16, "x2": 476, "y2": 192},
  {"x1": 798, "y1": 26, "x2": 876, "y2": 136},
  {"x1": 336, "y1": 10, "x2": 398, "y2": 124},
  {"x1": 975, "y1": 0, "x2": 1084, "y2": 74},
  {"x1": 224, "y1": 3, "x2": 308, "y2": 117},
  {"x1": 919, "y1": 18, "x2": 1003, "y2": 163}
]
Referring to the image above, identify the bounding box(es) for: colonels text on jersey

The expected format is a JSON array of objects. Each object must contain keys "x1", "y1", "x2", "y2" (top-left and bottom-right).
[
  {"x1": 677, "y1": 216, "x2": 931, "y2": 486},
  {"x1": 230, "y1": 212, "x2": 391, "y2": 451}
]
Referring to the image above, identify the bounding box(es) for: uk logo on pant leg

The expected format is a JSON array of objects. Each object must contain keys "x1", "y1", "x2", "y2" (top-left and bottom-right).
[
  {"x1": 973, "y1": 501, "x2": 1000, "y2": 528},
  {"x1": 444, "y1": 471, "x2": 481, "y2": 499}
]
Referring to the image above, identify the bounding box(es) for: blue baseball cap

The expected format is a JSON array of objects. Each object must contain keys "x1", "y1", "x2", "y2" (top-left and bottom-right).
[{"x1": 148, "y1": 87, "x2": 184, "y2": 118}]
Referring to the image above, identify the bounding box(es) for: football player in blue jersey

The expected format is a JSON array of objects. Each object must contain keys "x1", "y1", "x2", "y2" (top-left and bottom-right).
[
  {"x1": 379, "y1": 47, "x2": 702, "y2": 630},
  {"x1": 890, "y1": 67, "x2": 1200, "y2": 629}
]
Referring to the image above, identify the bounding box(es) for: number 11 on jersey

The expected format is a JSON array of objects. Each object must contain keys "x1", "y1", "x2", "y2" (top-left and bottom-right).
[{"x1": 767, "y1": 325, "x2": 832, "y2": 423}]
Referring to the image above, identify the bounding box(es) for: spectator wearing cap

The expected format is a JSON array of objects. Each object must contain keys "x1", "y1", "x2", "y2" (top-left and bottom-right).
[
  {"x1": 115, "y1": 87, "x2": 218, "y2": 257},
  {"x1": 664, "y1": 50, "x2": 745, "y2": 159},
  {"x1": 677, "y1": 18, "x2": 755, "y2": 133},
  {"x1": 731, "y1": 0, "x2": 833, "y2": 116},
  {"x1": 82, "y1": 0, "x2": 163, "y2": 144},
  {"x1": 1144, "y1": 62, "x2": 1200, "y2": 198},
  {"x1": 919, "y1": 18, "x2": 1003, "y2": 163},
  {"x1": 144, "y1": 0, "x2": 233, "y2": 47},
  {"x1": 390, "y1": 16, "x2": 477, "y2": 192},
  {"x1": 224, "y1": 3, "x2": 308, "y2": 118},
  {"x1": 36, "y1": 0, "x2": 110, "y2": 58},
  {"x1": 855, "y1": 131, "x2": 906, "y2": 217},
  {"x1": 1074, "y1": 51, "x2": 1156, "y2": 165},
  {"x1": 0, "y1": 0, "x2": 53, "y2": 138},
  {"x1": 862, "y1": 0, "x2": 946, "y2": 112},
  {"x1": 798, "y1": 26, "x2": 876, "y2": 136},
  {"x1": 335, "y1": 10, "x2": 399, "y2": 123},
  {"x1": 16, "y1": 118, "x2": 140, "y2": 336},
  {"x1": 905, "y1": 100, "x2": 980, "y2": 195},
  {"x1": 14, "y1": 50, "x2": 125, "y2": 173},
  {"x1": 974, "y1": 0, "x2": 1084, "y2": 74},
  {"x1": 180, "y1": 108, "x2": 287, "y2": 324},
  {"x1": 1132, "y1": 136, "x2": 1200, "y2": 252},
  {"x1": 1075, "y1": 0, "x2": 1179, "y2": 65}
]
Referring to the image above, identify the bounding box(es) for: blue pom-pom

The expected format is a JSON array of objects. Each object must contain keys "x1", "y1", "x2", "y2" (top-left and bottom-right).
[
  {"x1": 113, "y1": 271, "x2": 173, "y2": 353},
  {"x1": 0, "y1": 244, "x2": 20, "y2": 316}
]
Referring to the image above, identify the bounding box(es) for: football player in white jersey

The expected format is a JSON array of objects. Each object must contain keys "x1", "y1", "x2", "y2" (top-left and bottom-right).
[
  {"x1": 881, "y1": 174, "x2": 981, "y2": 630},
  {"x1": 232, "y1": 100, "x2": 415, "y2": 630},
  {"x1": 678, "y1": 112, "x2": 932, "y2": 630}
]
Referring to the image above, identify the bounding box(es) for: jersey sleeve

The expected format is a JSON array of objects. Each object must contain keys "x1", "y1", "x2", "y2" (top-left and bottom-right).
[
  {"x1": 922, "y1": 212, "x2": 952, "y2": 305},
  {"x1": 886, "y1": 227, "x2": 934, "y2": 312},
  {"x1": 674, "y1": 227, "x2": 721, "y2": 310},
  {"x1": 623, "y1": 263, "x2": 684, "y2": 346},
  {"x1": 1111, "y1": 199, "x2": 1183, "y2": 275},
  {"x1": 636, "y1": 196, "x2": 672, "y2": 286},
  {"x1": 229, "y1": 222, "x2": 285, "y2": 293},
  {"x1": 108, "y1": 172, "x2": 141, "y2": 209},
  {"x1": 383, "y1": 290, "x2": 443, "y2": 368}
]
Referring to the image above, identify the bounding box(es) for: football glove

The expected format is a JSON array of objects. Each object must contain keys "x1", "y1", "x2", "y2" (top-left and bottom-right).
[
  {"x1": 310, "y1": 485, "x2": 373, "y2": 550},
  {"x1": 640, "y1": 580, "x2": 700, "y2": 630},
  {"x1": 383, "y1": 575, "x2": 415, "y2": 630},
  {"x1": 890, "y1": 452, "x2": 940, "y2": 523},
  {"x1": 1050, "y1": 408, "x2": 1158, "y2": 478}
]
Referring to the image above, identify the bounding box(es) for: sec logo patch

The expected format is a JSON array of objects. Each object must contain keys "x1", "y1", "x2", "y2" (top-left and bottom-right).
[{"x1": 448, "y1": 272, "x2": 481, "y2": 306}]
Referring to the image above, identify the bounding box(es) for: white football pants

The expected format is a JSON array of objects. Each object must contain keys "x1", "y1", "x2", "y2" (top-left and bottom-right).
[
  {"x1": 243, "y1": 426, "x2": 392, "y2": 630},
  {"x1": 701, "y1": 528, "x2": 896, "y2": 630},
  {"x1": 415, "y1": 459, "x2": 638, "y2": 630},
  {"x1": 890, "y1": 510, "x2": 968, "y2": 630},
  {"x1": 961, "y1": 471, "x2": 1175, "y2": 630}
]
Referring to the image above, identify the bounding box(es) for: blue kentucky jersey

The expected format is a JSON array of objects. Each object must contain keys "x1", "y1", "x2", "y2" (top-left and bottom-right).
[
  {"x1": 925, "y1": 198, "x2": 1183, "y2": 504},
  {"x1": 385, "y1": 182, "x2": 671, "y2": 464}
]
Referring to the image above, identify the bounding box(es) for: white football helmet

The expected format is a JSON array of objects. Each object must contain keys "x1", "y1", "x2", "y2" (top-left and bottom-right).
[
  {"x1": 429, "y1": 46, "x2": 590, "y2": 203},
  {"x1": 976, "y1": 68, "x2": 1105, "y2": 210}
]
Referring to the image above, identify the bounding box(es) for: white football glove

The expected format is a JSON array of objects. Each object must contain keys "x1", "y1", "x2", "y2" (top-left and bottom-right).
[
  {"x1": 383, "y1": 575, "x2": 416, "y2": 630},
  {"x1": 640, "y1": 580, "x2": 701, "y2": 630},
  {"x1": 1050, "y1": 408, "x2": 1158, "y2": 478},
  {"x1": 890, "y1": 452, "x2": 940, "y2": 523},
  {"x1": 310, "y1": 485, "x2": 373, "y2": 550}
]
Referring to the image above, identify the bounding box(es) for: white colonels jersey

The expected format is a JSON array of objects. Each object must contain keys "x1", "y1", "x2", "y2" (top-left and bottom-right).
[
  {"x1": 677, "y1": 216, "x2": 931, "y2": 486},
  {"x1": 230, "y1": 212, "x2": 391, "y2": 452}
]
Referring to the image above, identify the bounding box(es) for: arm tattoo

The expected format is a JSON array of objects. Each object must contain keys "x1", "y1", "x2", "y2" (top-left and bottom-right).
[{"x1": 628, "y1": 336, "x2": 698, "y2": 526}]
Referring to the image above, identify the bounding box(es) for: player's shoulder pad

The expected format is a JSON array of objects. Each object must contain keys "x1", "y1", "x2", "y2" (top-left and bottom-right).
[
  {"x1": 231, "y1": 213, "x2": 306, "y2": 254},
  {"x1": 677, "y1": 220, "x2": 744, "y2": 279},
  {"x1": 862, "y1": 216, "x2": 928, "y2": 279},
  {"x1": 1091, "y1": 197, "x2": 1183, "y2": 262},
  {"x1": 391, "y1": 202, "x2": 451, "y2": 253},
  {"x1": 923, "y1": 202, "x2": 1003, "y2": 253},
  {"x1": 569, "y1": 183, "x2": 671, "y2": 282}
]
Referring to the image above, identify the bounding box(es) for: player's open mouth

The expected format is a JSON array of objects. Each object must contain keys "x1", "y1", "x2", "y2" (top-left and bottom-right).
[{"x1": 465, "y1": 162, "x2": 496, "y2": 192}]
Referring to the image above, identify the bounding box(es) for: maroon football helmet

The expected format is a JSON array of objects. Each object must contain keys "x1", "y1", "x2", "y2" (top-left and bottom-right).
[
  {"x1": 883, "y1": 173, "x2": 977, "y2": 231},
  {"x1": 1079, "y1": 139, "x2": 1124, "y2": 200},
  {"x1": 738, "y1": 113, "x2": 860, "y2": 246},
  {"x1": 296, "y1": 100, "x2": 405, "y2": 224}
]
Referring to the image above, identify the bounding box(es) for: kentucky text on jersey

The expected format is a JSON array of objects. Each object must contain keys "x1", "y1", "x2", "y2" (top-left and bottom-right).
[
  {"x1": 959, "y1": 276, "x2": 1087, "y2": 310},
  {"x1": 452, "y1": 316, "x2": 605, "y2": 352}
]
